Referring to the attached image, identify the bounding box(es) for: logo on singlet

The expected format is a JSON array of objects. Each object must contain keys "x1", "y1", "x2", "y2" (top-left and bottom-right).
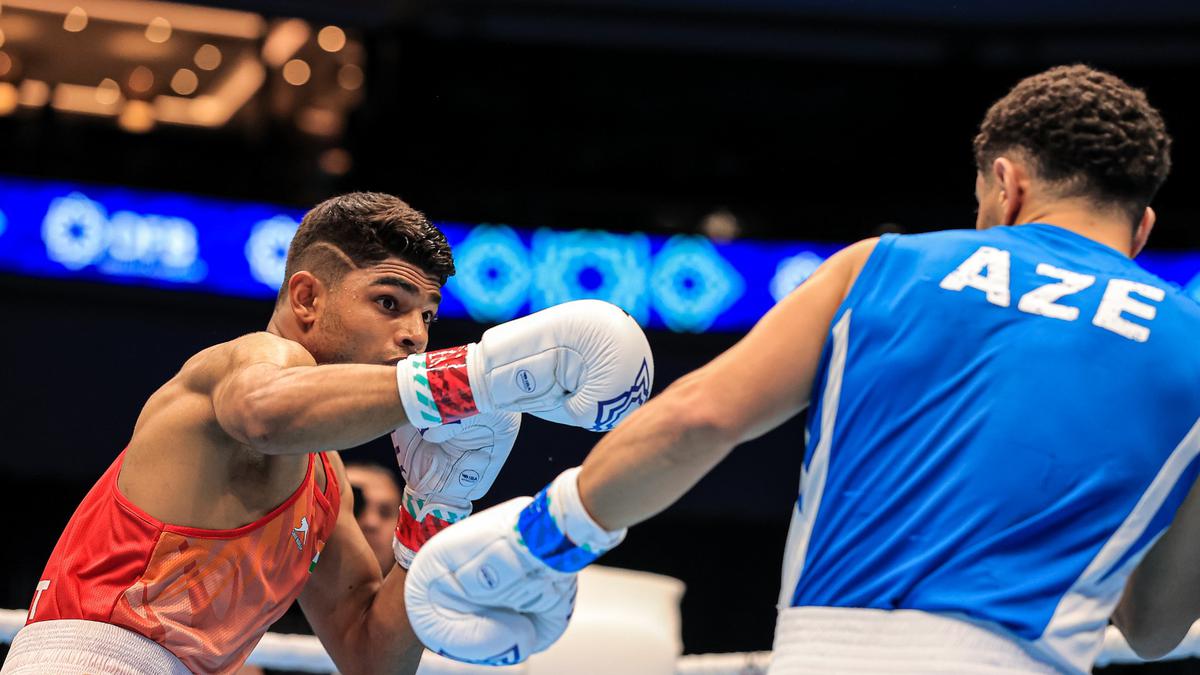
[
  {"x1": 291, "y1": 516, "x2": 310, "y2": 552},
  {"x1": 309, "y1": 541, "x2": 325, "y2": 573}
]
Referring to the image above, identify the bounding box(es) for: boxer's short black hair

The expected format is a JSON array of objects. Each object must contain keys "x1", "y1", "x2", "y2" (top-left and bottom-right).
[
  {"x1": 973, "y1": 64, "x2": 1171, "y2": 225},
  {"x1": 279, "y1": 192, "x2": 454, "y2": 300}
]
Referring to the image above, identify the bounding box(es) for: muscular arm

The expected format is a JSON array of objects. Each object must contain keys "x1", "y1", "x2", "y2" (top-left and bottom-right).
[
  {"x1": 206, "y1": 333, "x2": 410, "y2": 455},
  {"x1": 299, "y1": 451, "x2": 424, "y2": 675},
  {"x1": 578, "y1": 239, "x2": 878, "y2": 530},
  {"x1": 1113, "y1": 475, "x2": 1200, "y2": 659}
]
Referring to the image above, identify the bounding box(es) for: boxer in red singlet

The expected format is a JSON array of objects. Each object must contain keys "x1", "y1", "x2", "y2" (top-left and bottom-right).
[
  {"x1": 4, "y1": 193, "x2": 451, "y2": 674},
  {"x1": 4, "y1": 190, "x2": 655, "y2": 674}
]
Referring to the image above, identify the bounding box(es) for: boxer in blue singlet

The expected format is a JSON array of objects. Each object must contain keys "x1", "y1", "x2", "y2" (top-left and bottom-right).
[{"x1": 401, "y1": 65, "x2": 1199, "y2": 674}]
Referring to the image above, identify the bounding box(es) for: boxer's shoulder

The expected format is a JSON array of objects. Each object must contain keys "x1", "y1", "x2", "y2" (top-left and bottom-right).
[
  {"x1": 225, "y1": 331, "x2": 317, "y2": 366},
  {"x1": 837, "y1": 237, "x2": 880, "y2": 287},
  {"x1": 127, "y1": 333, "x2": 316, "y2": 475},
  {"x1": 180, "y1": 332, "x2": 316, "y2": 393}
]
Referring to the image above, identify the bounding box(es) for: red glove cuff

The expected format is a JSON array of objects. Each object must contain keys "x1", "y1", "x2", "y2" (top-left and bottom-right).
[
  {"x1": 395, "y1": 496, "x2": 465, "y2": 556},
  {"x1": 425, "y1": 346, "x2": 480, "y2": 423}
]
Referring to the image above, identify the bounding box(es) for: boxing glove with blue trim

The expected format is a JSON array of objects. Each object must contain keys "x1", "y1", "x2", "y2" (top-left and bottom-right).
[
  {"x1": 404, "y1": 467, "x2": 624, "y2": 665},
  {"x1": 395, "y1": 300, "x2": 653, "y2": 431}
]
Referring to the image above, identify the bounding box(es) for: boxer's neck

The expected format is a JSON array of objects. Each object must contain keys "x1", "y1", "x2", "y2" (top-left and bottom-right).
[
  {"x1": 1013, "y1": 198, "x2": 1141, "y2": 258},
  {"x1": 265, "y1": 308, "x2": 304, "y2": 343}
]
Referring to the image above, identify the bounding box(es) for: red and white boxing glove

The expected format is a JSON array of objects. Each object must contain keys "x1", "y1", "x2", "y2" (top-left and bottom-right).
[
  {"x1": 395, "y1": 299, "x2": 653, "y2": 432},
  {"x1": 405, "y1": 468, "x2": 624, "y2": 665},
  {"x1": 390, "y1": 411, "x2": 521, "y2": 569}
]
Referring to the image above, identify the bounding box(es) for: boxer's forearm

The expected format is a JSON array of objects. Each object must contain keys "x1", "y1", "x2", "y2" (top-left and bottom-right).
[
  {"x1": 576, "y1": 240, "x2": 871, "y2": 531},
  {"x1": 219, "y1": 363, "x2": 408, "y2": 454},
  {"x1": 323, "y1": 565, "x2": 424, "y2": 675},
  {"x1": 1113, "y1": 475, "x2": 1200, "y2": 659},
  {"x1": 577, "y1": 372, "x2": 740, "y2": 530},
  {"x1": 359, "y1": 566, "x2": 425, "y2": 674},
  {"x1": 1114, "y1": 551, "x2": 1197, "y2": 659}
]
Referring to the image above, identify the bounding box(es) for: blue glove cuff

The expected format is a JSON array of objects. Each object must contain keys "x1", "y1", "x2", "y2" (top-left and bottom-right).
[{"x1": 516, "y1": 485, "x2": 603, "y2": 573}]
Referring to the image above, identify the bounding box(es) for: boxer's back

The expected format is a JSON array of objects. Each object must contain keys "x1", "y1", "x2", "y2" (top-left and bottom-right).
[{"x1": 780, "y1": 224, "x2": 1200, "y2": 672}]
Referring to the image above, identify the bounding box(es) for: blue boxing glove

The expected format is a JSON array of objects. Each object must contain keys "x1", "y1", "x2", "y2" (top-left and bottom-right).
[{"x1": 403, "y1": 467, "x2": 624, "y2": 665}]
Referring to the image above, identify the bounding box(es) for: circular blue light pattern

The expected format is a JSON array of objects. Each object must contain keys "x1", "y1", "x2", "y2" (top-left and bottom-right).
[
  {"x1": 770, "y1": 251, "x2": 825, "y2": 302},
  {"x1": 41, "y1": 191, "x2": 206, "y2": 282},
  {"x1": 530, "y1": 228, "x2": 651, "y2": 324},
  {"x1": 447, "y1": 224, "x2": 532, "y2": 323},
  {"x1": 12, "y1": 175, "x2": 1197, "y2": 335},
  {"x1": 650, "y1": 235, "x2": 745, "y2": 332},
  {"x1": 245, "y1": 215, "x2": 300, "y2": 289},
  {"x1": 0, "y1": 208, "x2": 7, "y2": 239},
  {"x1": 42, "y1": 192, "x2": 108, "y2": 270}
]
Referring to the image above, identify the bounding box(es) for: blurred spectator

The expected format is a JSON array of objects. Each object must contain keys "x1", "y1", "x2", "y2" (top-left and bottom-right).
[{"x1": 346, "y1": 462, "x2": 403, "y2": 577}]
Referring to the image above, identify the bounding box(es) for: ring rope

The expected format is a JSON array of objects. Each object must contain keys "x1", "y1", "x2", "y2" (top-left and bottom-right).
[{"x1": 1, "y1": 608, "x2": 1195, "y2": 673}]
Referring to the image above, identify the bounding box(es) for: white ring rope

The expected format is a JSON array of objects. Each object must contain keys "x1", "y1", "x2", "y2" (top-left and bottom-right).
[{"x1": 1, "y1": 608, "x2": 1196, "y2": 673}]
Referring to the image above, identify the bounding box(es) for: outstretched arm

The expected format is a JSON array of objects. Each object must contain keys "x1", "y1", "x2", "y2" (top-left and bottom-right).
[
  {"x1": 398, "y1": 239, "x2": 880, "y2": 665},
  {"x1": 299, "y1": 451, "x2": 424, "y2": 675},
  {"x1": 204, "y1": 333, "x2": 410, "y2": 455},
  {"x1": 577, "y1": 238, "x2": 877, "y2": 530}
]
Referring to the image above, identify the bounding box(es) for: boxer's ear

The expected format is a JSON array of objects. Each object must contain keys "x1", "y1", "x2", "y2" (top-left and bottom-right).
[
  {"x1": 287, "y1": 270, "x2": 324, "y2": 329},
  {"x1": 1131, "y1": 206, "x2": 1155, "y2": 258}
]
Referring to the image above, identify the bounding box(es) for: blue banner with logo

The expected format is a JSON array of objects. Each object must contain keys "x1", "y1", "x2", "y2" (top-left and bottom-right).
[{"x1": 0, "y1": 175, "x2": 1197, "y2": 333}]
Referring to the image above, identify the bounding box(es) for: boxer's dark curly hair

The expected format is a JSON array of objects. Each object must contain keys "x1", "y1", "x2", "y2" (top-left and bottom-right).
[
  {"x1": 280, "y1": 192, "x2": 454, "y2": 300},
  {"x1": 973, "y1": 64, "x2": 1171, "y2": 224}
]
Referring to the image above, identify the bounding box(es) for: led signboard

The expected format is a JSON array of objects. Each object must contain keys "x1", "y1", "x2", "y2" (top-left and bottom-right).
[{"x1": 0, "y1": 175, "x2": 1197, "y2": 332}]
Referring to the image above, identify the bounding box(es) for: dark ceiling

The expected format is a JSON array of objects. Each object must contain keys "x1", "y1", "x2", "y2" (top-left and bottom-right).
[{"x1": 4, "y1": 1, "x2": 1200, "y2": 247}]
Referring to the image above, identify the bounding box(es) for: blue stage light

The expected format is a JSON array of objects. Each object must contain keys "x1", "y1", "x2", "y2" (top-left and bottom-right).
[
  {"x1": 651, "y1": 235, "x2": 744, "y2": 332},
  {"x1": 530, "y1": 228, "x2": 651, "y2": 325},
  {"x1": 770, "y1": 251, "x2": 825, "y2": 303},
  {"x1": 41, "y1": 191, "x2": 207, "y2": 282},
  {"x1": 1, "y1": 175, "x2": 1196, "y2": 334},
  {"x1": 245, "y1": 215, "x2": 301, "y2": 290},
  {"x1": 446, "y1": 224, "x2": 532, "y2": 323}
]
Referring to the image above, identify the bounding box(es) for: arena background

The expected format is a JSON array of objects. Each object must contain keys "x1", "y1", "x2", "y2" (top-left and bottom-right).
[{"x1": 2, "y1": 1, "x2": 1200, "y2": 673}]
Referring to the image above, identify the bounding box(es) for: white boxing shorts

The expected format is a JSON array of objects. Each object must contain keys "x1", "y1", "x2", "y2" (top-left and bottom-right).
[
  {"x1": 770, "y1": 607, "x2": 1070, "y2": 674},
  {"x1": 2, "y1": 619, "x2": 190, "y2": 675}
]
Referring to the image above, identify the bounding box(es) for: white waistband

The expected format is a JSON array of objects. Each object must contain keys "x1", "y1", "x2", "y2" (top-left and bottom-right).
[
  {"x1": 770, "y1": 607, "x2": 1074, "y2": 675},
  {"x1": 1, "y1": 620, "x2": 191, "y2": 675}
]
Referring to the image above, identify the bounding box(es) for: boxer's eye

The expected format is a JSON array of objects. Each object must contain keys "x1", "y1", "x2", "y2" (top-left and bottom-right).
[
  {"x1": 423, "y1": 311, "x2": 438, "y2": 325},
  {"x1": 376, "y1": 296, "x2": 398, "y2": 312}
]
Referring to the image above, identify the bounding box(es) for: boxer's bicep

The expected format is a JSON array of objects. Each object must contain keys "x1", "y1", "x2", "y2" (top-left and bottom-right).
[
  {"x1": 699, "y1": 237, "x2": 877, "y2": 442},
  {"x1": 1115, "y1": 474, "x2": 1200, "y2": 658},
  {"x1": 208, "y1": 334, "x2": 316, "y2": 445}
]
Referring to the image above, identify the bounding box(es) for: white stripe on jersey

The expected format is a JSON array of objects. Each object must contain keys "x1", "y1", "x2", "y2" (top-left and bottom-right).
[
  {"x1": 1034, "y1": 414, "x2": 1200, "y2": 671},
  {"x1": 777, "y1": 309, "x2": 852, "y2": 608}
]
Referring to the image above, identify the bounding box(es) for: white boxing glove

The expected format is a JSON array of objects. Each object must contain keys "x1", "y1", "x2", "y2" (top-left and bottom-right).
[
  {"x1": 395, "y1": 300, "x2": 653, "y2": 431},
  {"x1": 390, "y1": 411, "x2": 521, "y2": 569},
  {"x1": 405, "y1": 467, "x2": 624, "y2": 665}
]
